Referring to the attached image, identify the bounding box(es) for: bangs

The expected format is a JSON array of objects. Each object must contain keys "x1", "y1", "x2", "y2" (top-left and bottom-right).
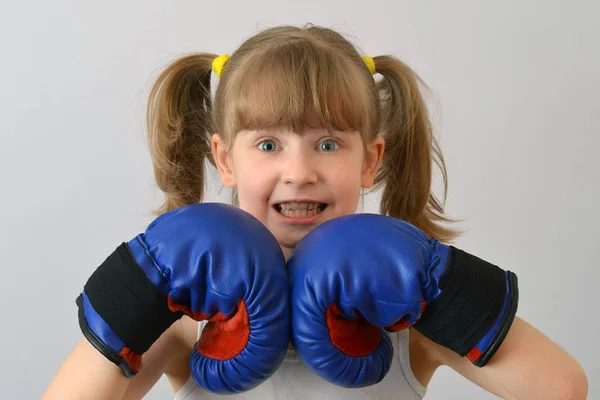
[{"x1": 223, "y1": 43, "x2": 374, "y2": 136}]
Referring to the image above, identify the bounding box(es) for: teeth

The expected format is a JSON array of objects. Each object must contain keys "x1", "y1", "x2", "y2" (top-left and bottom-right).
[
  {"x1": 277, "y1": 202, "x2": 325, "y2": 217},
  {"x1": 279, "y1": 202, "x2": 317, "y2": 211},
  {"x1": 280, "y1": 208, "x2": 319, "y2": 217}
]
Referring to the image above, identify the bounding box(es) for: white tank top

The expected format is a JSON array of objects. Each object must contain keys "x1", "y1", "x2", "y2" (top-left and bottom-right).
[{"x1": 174, "y1": 321, "x2": 426, "y2": 399}]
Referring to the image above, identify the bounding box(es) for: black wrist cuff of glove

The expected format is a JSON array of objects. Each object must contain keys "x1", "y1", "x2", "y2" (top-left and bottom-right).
[
  {"x1": 77, "y1": 243, "x2": 183, "y2": 375},
  {"x1": 414, "y1": 246, "x2": 518, "y2": 366}
]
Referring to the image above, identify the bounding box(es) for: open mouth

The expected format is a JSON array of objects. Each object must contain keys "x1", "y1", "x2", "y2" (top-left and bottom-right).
[{"x1": 274, "y1": 202, "x2": 328, "y2": 218}]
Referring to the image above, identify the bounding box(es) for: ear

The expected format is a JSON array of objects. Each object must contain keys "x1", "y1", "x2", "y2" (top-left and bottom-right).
[
  {"x1": 361, "y1": 136, "x2": 385, "y2": 188},
  {"x1": 211, "y1": 133, "x2": 236, "y2": 187}
]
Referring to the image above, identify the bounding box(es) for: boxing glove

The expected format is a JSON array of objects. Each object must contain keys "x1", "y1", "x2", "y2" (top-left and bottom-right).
[
  {"x1": 76, "y1": 203, "x2": 290, "y2": 394},
  {"x1": 288, "y1": 213, "x2": 518, "y2": 388}
]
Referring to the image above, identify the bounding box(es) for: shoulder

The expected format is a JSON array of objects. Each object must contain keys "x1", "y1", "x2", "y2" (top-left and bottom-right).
[{"x1": 406, "y1": 328, "x2": 443, "y2": 387}]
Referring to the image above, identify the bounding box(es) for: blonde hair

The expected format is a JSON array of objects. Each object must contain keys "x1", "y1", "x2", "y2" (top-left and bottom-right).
[{"x1": 146, "y1": 24, "x2": 459, "y2": 242}]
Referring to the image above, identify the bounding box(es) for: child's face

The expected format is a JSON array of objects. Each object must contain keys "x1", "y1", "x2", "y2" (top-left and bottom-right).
[{"x1": 212, "y1": 127, "x2": 384, "y2": 253}]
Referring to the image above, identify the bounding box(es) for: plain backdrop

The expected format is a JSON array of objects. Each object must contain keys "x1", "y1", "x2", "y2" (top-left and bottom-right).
[{"x1": 0, "y1": 0, "x2": 598, "y2": 398}]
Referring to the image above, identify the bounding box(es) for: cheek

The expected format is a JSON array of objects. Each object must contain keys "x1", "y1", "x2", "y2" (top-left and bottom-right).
[
  {"x1": 327, "y1": 159, "x2": 364, "y2": 211},
  {"x1": 233, "y1": 165, "x2": 274, "y2": 216}
]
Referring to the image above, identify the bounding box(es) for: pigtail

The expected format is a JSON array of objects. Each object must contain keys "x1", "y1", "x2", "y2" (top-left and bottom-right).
[
  {"x1": 373, "y1": 56, "x2": 459, "y2": 242},
  {"x1": 146, "y1": 53, "x2": 217, "y2": 215}
]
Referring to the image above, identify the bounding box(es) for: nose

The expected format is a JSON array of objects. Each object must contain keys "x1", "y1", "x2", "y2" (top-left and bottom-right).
[{"x1": 281, "y1": 150, "x2": 318, "y2": 187}]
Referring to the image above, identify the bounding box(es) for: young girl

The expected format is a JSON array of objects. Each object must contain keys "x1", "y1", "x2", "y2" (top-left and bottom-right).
[{"x1": 43, "y1": 24, "x2": 588, "y2": 399}]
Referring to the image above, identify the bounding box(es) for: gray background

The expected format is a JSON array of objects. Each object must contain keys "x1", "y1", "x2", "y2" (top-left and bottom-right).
[{"x1": 1, "y1": 0, "x2": 598, "y2": 398}]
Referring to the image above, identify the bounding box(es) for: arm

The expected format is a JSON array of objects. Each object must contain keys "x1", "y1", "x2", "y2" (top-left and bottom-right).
[
  {"x1": 123, "y1": 316, "x2": 197, "y2": 399},
  {"x1": 42, "y1": 317, "x2": 185, "y2": 400},
  {"x1": 42, "y1": 338, "x2": 130, "y2": 400},
  {"x1": 421, "y1": 317, "x2": 588, "y2": 400}
]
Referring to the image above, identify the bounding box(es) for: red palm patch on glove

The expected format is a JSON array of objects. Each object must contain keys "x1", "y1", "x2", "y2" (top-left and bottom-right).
[
  {"x1": 168, "y1": 297, "x2": 250, "y2": 360},
  {"x1": 197, "y1": 300, "x2": 250, "y2": 360},
  {"x1": 327, "y1": 300, "x2": 427, "y2": 356},
  {"x1": 327, "y1": 303, "x2": 381, "y2": 357}
]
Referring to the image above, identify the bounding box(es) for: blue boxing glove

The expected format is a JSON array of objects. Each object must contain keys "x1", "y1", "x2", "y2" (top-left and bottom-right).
[
  {"x1": 76, "y1": 203, "x2": 289, "y2": 394},
  {"x1": 289, "y1": 214, "x2": 518, "y2": 388}
]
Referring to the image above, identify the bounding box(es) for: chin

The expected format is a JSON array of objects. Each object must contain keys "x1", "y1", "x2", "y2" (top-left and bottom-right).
[
  {"x1": 277, "y1": 236, "x2": 302, "y2": 250},
  {"x1": 275, "y1": 230, "x2": 309, "y2": 250}
]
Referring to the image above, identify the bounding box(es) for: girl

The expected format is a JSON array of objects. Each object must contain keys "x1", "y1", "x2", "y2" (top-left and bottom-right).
[{"x1": 43, "y1": 24, "x2": 588, "y2": 399}]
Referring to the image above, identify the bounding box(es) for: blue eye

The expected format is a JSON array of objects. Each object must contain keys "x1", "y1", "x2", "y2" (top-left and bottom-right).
[
  {"x1": 319, "y1": 139, "x2": 339, "y2": 152},
  {"x1": 258, "y1": 140, "x2": 277, "y2": 152}
]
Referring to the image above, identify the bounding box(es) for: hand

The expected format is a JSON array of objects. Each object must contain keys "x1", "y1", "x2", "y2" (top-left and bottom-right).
[
  {"x1": 77, "y1": 203, "x2": 290, "y2": 394},
  {"x1": 288, "y1": 213, "x2": 518, "y2": 388}
]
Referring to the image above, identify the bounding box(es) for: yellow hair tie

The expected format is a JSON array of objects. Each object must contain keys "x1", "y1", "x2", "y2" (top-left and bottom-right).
[
  {"x1": 362, "y1": 55, "x2": 376, "y2": 75},
  {"x1": 212, "y1": 54, "x2": 230, "y2": 78}
]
